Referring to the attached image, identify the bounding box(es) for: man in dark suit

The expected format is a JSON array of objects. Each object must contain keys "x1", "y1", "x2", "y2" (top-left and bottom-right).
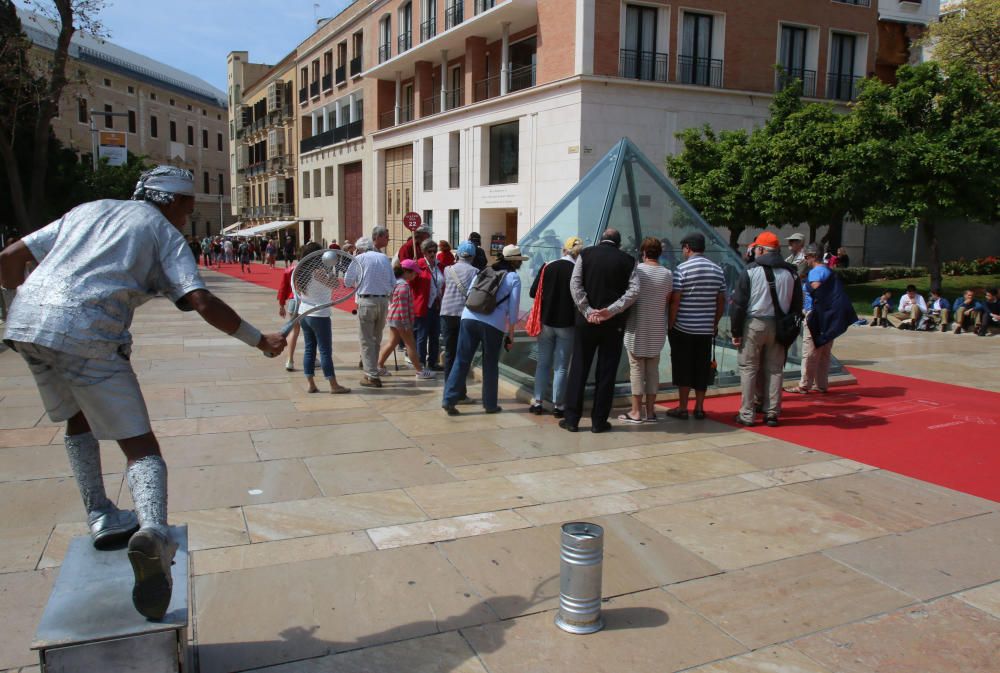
[{"x1": 560, "y1": 229, "x2": 639, "y2": 433}]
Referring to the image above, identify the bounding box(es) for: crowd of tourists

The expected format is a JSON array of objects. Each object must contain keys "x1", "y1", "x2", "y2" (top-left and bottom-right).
[
  {"x1": 184, "y1": 233, "x2": 298, "y2": 271},
  {"x1": 870, "y1": 285, "x2": 999, "y2": 336}
]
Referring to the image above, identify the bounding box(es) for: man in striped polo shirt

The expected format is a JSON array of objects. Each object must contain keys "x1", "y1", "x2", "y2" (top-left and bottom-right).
[{"x1": 666, "y1": 233, "x2": 726, "y2": 420}]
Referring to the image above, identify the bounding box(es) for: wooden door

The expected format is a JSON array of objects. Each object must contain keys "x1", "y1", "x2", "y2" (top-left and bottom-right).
[
  {"x1": 342, "y1": 162, "x2": 363, "y2": 243},
  {"x1": 384, "y1": 145, "x2": 413, "y2": 254}
]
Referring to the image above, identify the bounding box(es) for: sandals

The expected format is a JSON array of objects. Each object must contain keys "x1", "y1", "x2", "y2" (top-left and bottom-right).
[
  {"x1": 665, "y1": 407, "x2": 689, "y2": 420},
  {"x1": 785, "y1": 386, "x2": 811, "y2": 394},
  {"x1": 617, "y1": 413, "x2": 644, "y2": 424}
]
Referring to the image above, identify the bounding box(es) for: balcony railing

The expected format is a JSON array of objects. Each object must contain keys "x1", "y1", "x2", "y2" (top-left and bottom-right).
[
  {"x1": 350, "y1": 56, "x2": 362, "y2": 76},
  {"x1": 298, "y1": 87, "x2": 307, "y2": 104},
  {"x1": 449, "y1": 165, "x2": 459, "y2": 189},
  {"x1": 248, "y1": 162, "x2": 267, "y2": 177},
  {"x1": 401, "y1": 103, "x2": 414, "y2": 123},
  {"x1": 423, "y1": 169, "x2": 433, "y2": 191},
  {"x1": 474, "y1": 0, "x2": 495, "y2": 14},
  {"x1": 379, "y1": 109, "x2": 395, "y2": 129},
  {"x1": 347, "y1": 118, "x2": 362, "y2": 139},
  {"x1": 322, "y1": 73, "x2": 332, "y2": 92},
  {"x1": 422, "y1": 94, "x2": 441, "y2": 116},
  {"x1": 398, "y1": 31, "x2": 412, "y2": 53},
  {"x1": 832, "y1": 0, "x2": 871, "y2": 6},
  {"x1": 378, "y1": 44, "x2": 391, "y2": 63},
  {"x1": 420, "y1": 17, "x2": 436, "y2": 41},
  {"x1": 826, "y1": 72, "x2": 861, "y2": 101},
  {"x1": 301, "y1": 129, "x2": 334, "y2": 153},
  {"x1": 508, "y1": 64, "x2": 535, "y2": 92},
  {"x1": 269, "y1": 153, "x2": 295, "y2": 174},
  {"x1": 444, "y1": 87, "x2": 463, "y2": 111},
  {"x1": 677, "y1": 55, "x2": 723, "y2": 88},
  {"x1": 335, "y1": 65, "x2": 346, "y2": 85},
  {"x1": 775, "y1": 67, "x2": 817, "y2": 97},
  {"x1": 310, "y1": 81, "x2": 320, "y2": 98},
  {"x1": 475, "y1": 74, "x2": 500, "y2": 101},
  {"x1": 445, "y1": 1, "x2": 464, "y2": 29},
  {"x1": 618, "y1": 49, "x2": 668, "y2": 82},
  {"x1": 300, "y1": 117, "x2": 364, "y2": 152},
  {"x1": 265, "y1": 203, "x2": 295, "y2": 218}
]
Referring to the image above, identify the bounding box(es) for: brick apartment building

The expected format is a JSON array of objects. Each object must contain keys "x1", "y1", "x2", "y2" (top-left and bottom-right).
[
  {"x1": 229, "y1": 0, "x2": 940, "y2": 257},
  {"x1": 19, "y1": 9, "x2": 233, "y2": 238}
]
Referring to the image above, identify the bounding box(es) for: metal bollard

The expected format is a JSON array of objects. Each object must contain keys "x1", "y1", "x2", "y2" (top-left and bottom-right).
[{"x1": 555, "y1": 521, "x2": 605, "y2": 634}]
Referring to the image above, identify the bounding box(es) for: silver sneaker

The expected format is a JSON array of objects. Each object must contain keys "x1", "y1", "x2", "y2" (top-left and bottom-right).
[
  {"x1": 127, "y1": 527, "x2": 178, "y2": 621},
  {"x1": 88, "y1": 508, "x2": 140, "y2": 550}
]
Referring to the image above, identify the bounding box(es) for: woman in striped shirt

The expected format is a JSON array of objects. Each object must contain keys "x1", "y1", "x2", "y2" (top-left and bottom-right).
[{"x1": 620, "y1": 237, "x2": 672, "y2": 423}]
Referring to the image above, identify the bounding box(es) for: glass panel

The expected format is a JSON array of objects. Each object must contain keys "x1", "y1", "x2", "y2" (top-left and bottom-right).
[{"x1": 488, "y1": 121, "x2": 519, "y2": 185}]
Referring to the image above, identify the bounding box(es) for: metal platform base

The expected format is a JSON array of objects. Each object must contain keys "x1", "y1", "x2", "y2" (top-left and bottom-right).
[{"x1": 32, "y1": 525, "x2": 189, "y2": 673}]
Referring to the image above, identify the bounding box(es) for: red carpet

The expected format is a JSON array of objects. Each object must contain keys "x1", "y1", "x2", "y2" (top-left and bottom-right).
[
  {"x1": 666, "y1": 368, "x2": 1000, "y2": 502},
  {"x1": 209, "y1": 262, "x2": 357, "y2": 312}
]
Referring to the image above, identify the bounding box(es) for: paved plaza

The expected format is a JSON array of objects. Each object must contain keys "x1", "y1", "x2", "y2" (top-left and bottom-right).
[{"x1": 1, "y1": 270, "x2": 998, "y2": 673}]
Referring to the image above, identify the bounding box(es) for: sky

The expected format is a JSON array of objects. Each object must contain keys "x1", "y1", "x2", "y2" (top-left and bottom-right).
[{"x1": 16, "y1": 0, "x2": 354, "y2": 93}]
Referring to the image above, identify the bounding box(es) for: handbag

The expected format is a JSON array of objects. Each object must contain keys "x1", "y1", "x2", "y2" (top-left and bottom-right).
[
  {"x1": 524, "y1": 263, "x2": 547, "y2": 337},
  {"x1": 763, "y1": 266, "x2": 802, "y2": 348}
]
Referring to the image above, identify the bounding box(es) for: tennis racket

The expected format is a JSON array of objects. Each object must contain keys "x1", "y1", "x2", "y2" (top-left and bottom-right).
[{"x1": 264, "y1": 249, "x2": 362, "y2": 357}]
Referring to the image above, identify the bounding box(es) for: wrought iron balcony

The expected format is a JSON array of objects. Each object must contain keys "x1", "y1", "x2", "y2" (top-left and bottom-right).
[
  {"x1": 826, "y1": 72, "x2": 861, "y2": 101},
  {"x1": 401, "y1": 103, "x2": 414, "y2": 123},
  {"x1": 422, "y1": 94, "x2": 441, "y2": 117},
  {"x1": 350, "y1": 56, "x2": 362, "y2": 76},
  {"x1": 398, "y1": 31, "x2": 412, "y2": 53},
  {"x1": 474, "y1": 74, "x2": 500, "y2": 102},
  {"x1": 379, "y1": 109, "x2": 395, "y2": 129},
  {"x1": 322, "y1": 73, "x2": 333, "y2": 92},
  {"x1": 420, "y1": 17, "x2": 436, "y2": 41},
  {"x1": 618, "y1": 49, "x2": 668, "y2": 82},
  {"x1": 335, "y1": 64, "x2": 346, "y2": 85},
  {"x1": 378, "y1": 43, "x2": 391, "y2": 63},
  {"x1": 300, "y1": 128, "x2": 335, "y2": 153},
  {"x1": 508, "y1": 64, "x2": 535, "y2": 92},
  {"x1": 444, "y1": 87, "x2": 463, "y2": 111},
  {"x1": 775, "y1": 67, "x2": 817, "y2": 97},
  {"x1": 423, "y1": 168, "x2": 433, "y2": 191},
  {"x1": 445, "y1": 1, "x2": 464, "y2": 29},
  {"x1": 310, "y1": 81, "x2": 319, "y2": 98},
  {"x1": 677, "y1": 55, "x2": 723, "y2": 88},
  {"x1": 298, "y1": 87, "x2": 307, "y2": 104}
]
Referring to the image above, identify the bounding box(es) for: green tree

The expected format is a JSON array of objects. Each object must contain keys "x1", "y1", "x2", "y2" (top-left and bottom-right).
[
  {"x1": 751, "y1": 84, "x2": 857, "y2": 250},
  {"x1": 848, "y1": 62, "x2": 1000, "y2": 288},
  {"x1": 921, "y1": 0, "x2": 1000, "y2": 100},
  {"x1": 666, "y1": 125, "x2": 762, "y2": 249},
  {"x1": 0, "y1": 0, "x2": 106, "y2": 235}
]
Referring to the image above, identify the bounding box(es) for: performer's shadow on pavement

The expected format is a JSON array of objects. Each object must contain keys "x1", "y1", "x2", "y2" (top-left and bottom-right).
[{"x1": 193, "y1": 579, "x2": 669, "y2": 672}]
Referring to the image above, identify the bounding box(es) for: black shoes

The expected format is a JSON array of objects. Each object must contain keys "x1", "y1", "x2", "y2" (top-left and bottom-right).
[
  {"x1": 765, "y1": 414, "x2": 780, "y2": 427},
  {"x1": 484, "y1": 407, "x2": 503, "y2": 414},
  {"x1": 558, "y1": 419, "x2": 578, "y2": 433},
  {"x1": 442, "y1": 404, "x2": 459, "y2": 416},
  {"x1": 529, "y1": 403, "x2": 545, "y2": 415},
  {"x1": 591, "y1": 422, "x2": 612, "y2": 434},
  {"x1": 552, "y1": 408, "x2": 565, "y2": 419}
]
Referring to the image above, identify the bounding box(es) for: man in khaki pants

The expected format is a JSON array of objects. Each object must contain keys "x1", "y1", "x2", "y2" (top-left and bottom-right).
[
  {"x1": 730, "y1": 232, "x2": 803, "y2": 427},
  {"x1": 346, "y1": 229, "x2": 395, "y2": 388}
]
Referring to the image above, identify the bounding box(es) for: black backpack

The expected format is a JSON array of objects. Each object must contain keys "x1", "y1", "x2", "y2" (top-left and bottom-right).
[
  {"x1": 465, "y1": 267, "x2": 508, "y2": 313},
  {"x1": 763, "y1": 266, "x2": 802, "y2": 347}
]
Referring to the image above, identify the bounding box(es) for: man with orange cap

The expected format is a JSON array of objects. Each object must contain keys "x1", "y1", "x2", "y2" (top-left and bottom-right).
[{"x1": 730, "y1": 231, "x2": 803, "y2": 427}]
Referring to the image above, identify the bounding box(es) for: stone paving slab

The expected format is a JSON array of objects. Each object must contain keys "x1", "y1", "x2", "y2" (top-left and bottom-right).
[{"x1": 2, "y1": 269, "x2": 999, "y2": 673}]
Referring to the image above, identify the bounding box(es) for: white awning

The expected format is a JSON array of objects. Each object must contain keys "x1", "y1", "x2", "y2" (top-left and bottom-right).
[
  {"x1": 238, "y1": 220, "x2": 297, "y2": 236},
  {"x1": 221, "y1": 221, "x2": 242, "y2": 234}
]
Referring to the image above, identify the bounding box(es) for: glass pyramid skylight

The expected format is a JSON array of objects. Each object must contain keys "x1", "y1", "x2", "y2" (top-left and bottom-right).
[{"x1": 500, "y1": 137, "x2": 820, "y2": 393}]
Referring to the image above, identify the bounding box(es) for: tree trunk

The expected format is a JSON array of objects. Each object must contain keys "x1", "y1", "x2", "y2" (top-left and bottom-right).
[
  {"x1": 729, "y1": 226, "x2": 740, "y2": 250},
  {"x1": 0, "y1": 127, "x2": 31, "y2": 233},
  {"x1": 924, "y1": 219, "x2": 942, "y2": 290},
  {"x1": 808, "y1": 222, "x2": 819, "y2": 244}
]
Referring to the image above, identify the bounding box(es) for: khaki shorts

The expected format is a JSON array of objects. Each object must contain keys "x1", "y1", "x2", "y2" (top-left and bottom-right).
[{"x1": 16, "y1": 342, "x2": 152, "y2": 441}]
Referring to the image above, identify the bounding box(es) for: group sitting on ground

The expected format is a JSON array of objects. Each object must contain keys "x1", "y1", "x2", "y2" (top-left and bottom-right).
[{"x1": 869, "y1": 285, "x2": 999, "y2": 336}]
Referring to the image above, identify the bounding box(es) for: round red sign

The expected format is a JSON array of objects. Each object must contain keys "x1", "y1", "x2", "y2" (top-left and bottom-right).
[{"x1": 402, "y1": 212, "x2": 422, "y2": 232}]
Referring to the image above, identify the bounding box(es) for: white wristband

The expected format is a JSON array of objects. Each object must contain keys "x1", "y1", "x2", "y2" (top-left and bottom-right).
[{"x1": 232, "y1": 320, "x2": 262, "y2": 348}]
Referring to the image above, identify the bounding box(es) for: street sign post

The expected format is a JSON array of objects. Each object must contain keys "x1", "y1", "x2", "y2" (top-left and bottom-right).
[{"x1": 403, "y1": 212, "x2": 421, "y2": 259}]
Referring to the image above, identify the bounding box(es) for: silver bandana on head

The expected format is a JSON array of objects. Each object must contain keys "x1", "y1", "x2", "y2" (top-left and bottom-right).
[
  {"x1": 64, "y1": 432, "x2": 113, "y2": 515},
  {"x1": 126, "y1": 455, "x2": 169, "y2": 536},
  {"x1": 132, "y1": 165, "x2": 195, "y2": 206}
]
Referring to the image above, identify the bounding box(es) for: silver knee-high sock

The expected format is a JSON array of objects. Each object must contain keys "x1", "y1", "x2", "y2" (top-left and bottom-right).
[
  {"x1": 64, "y1": 433, "x2": 113, "y2": 515},
  {"x1": 126, "y1": 455, "x2": 168, "y2": 536}
]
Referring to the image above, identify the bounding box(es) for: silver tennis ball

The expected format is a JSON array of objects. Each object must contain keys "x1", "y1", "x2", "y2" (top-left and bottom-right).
[{"x1": 321, "y1": 250, "x2": 338, "y2": 267}]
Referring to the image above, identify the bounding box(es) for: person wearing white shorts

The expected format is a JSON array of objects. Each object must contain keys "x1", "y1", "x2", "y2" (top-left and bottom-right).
[{"x1": 0, "y1": 166, "x2": 287, "y2": 620}]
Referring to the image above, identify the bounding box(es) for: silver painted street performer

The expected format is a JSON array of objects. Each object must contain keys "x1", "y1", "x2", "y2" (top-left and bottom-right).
[{"x1": 0, "y1": 166, "x2": 286, "y2": 620}]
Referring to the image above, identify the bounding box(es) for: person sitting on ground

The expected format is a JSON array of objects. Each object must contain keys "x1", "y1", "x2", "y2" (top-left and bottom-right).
[
  {"x1": 951, "y1": 290, "x2": 982, "y2": 335},
  {"x1": 978, "y1": 288, "x2": 1000, "y2": 337},
  {"x1": 925, "y1": 287, "x2": 950, "y2": 332},
  {"x1": 890, "y1": 285, "x2": 926, "y2": 330},
  {"x1": 870, "y1": 291, "x2": 892, "y2": 327},
  {"x1": 378, "y1": 260, "x2": 435, "y2": 379}
]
